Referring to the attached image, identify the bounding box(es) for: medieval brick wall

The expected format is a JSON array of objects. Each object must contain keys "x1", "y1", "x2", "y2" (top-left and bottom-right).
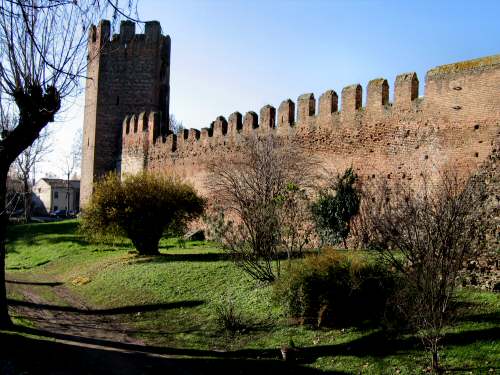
[
  {"x1": 120, "y1": 54, "x2": 500, "y2": 197},
  {"x1": 81, "y1": 20, "x2": 170, "y2": 206}
]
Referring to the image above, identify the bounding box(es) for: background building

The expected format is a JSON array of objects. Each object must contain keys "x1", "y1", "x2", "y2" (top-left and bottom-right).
[{"x1": 33, "y1": 178, "x2": 80, "y2": 214}]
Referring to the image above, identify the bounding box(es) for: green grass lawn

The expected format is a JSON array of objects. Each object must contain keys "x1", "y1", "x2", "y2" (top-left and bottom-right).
[{"x1": 5, "y1": 220, "x2": 500, "y2": 374}]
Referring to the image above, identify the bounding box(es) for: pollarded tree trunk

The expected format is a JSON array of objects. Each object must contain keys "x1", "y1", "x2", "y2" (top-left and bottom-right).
[
  {"x1": 0, "y1": 167, "x2": 12, "y2": 328},
  {"x1": 0, "y1": 85, "x2": 61, "y2": 328}
]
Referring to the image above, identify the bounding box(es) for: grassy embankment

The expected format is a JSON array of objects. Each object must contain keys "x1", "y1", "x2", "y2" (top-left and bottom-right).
[{"x1": 4, "y1": 220, "x2": 499, "y2": 374}]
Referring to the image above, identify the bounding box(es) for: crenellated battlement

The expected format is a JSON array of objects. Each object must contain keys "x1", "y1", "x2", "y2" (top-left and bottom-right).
[
  {"x1": 116, "y1": 52, "x2": 500, "y2": 196},
  {"x1": 122, "y1": 54, "x2": 499, "y2": 166},
  {"x1": 81, "y1": 18, "x2": 499, "y2": 205},
  {"x1": 88, "y1": 20, "x2": 166, "y2": 49}
]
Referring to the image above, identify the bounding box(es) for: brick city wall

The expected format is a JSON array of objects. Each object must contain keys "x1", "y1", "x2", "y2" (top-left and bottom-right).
[{"x1": 121, "y1": 55, "x2": 500, "y2": 195}]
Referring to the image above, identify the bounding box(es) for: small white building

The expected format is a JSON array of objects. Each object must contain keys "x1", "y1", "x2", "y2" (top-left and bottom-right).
[{"x1": 33, "y1": 178, "x2": 80, "y2": 214}]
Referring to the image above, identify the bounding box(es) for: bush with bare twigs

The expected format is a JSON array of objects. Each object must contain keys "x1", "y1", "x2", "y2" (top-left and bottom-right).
[
  {"x1": 361, "y1": 173, "x2": 485, "y2": 372},
  {"x1": 206, "y1": 136, "x2": 316, "y2": 282},
  {"x1": 273, "y1": 248, "x2": 397, "y2": 328}
]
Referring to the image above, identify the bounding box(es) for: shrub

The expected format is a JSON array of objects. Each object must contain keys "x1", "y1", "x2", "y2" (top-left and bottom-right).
[
  {"x1": 312, "y1": 168, "x2": 360, "y2": 248},
  {"x1": 81, "y1": 172, "x2": 205, "y2": 255},
  {"x1": 213, "y1": 294, "x2": 246, "y2": 334},
  {"x1": 273, "y1": 249, "x2": 396, "y2": 327},
  {"x1": 362, "y1": 172, "x2": 485, "y2": 371}
]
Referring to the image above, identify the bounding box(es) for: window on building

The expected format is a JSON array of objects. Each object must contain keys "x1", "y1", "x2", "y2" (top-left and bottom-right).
[{"x1": 54, "y1": 191, "x2": 59, "y2": 199}]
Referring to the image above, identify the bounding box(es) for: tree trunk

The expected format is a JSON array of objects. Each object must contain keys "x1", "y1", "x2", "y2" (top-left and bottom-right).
[
  {"x1": 432, "y1": 350, "x2": 440, "y2": 373},
  {"x1": 0, "y1": 167, "x2": 13, "y2": 328},
  {"x1": 0, "y1": 85, "x2": 60, "y2": 328},
  {"x1": 131, "y1": 235, "x2": 160, "y2": 255},
  {"x1": 66, "y1": 172, "x2": 70, "y2": 215},
  {"x1": 23, "y1": 176, "x2": 31, "y2": 223}
]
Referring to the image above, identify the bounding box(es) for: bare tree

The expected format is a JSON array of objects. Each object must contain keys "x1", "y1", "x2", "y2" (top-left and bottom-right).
[
  {"x1": 363, "y1": 173, "x2": 485, "y2": 372},
  {"x1": 277, "y1": 183, "x2": 315, "y2": 259},
  {"x1": 12, "y1": 128, "x2": 51, "y2": 221},
  {"x1": 206, "y1": 136, "x2": 316, "y2": 282},
  {"x1": 60, "y1": 128, "x2": 82, "y2": 214},
  {"x1": 0, "y1": 0, "x2": 139, "y2": 328},
  {"x1": 169, "y1": 113, "x2": 183, "y2": 134}
]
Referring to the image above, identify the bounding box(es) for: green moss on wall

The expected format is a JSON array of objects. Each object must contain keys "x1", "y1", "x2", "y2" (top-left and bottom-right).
[{"x1": 428, "y1": 54, "x2": 500, "y2": 76}]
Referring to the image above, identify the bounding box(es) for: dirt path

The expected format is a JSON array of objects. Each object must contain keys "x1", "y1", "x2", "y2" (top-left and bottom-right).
[
  {"x1": 4, "y1": 275, "x2": 321, "y2": 375},
  {"x1": 7, "y1": 275, "x2": 144, "y2": 346}
]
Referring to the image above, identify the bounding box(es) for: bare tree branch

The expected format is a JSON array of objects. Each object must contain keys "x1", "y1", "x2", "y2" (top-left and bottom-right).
[
  {"x1": 361, "y1": 172, "x2": 486, "y2": 371},
  {"x1": 12, "y1": 127, "x2": 51, "y2": 221},
  {"x1": 206, "y1": 135, "x2": 318, "y2": 282},
  {"x1": 0, "y1": 0, "x2": 140, "y2": 328}
]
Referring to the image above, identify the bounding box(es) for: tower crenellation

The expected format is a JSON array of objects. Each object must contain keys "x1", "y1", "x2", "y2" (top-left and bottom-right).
[{"x1": 81, "y1": 19, "x2": 171, "y2": 205}]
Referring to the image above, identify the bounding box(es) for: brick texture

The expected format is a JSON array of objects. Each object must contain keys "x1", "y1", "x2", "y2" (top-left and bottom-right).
[
  {"x1": 80, "y1": 20, "x2": 170, "y2": 206},
  {"x1": 81, "y1": 20, "x2": 500, "y2": 210}
]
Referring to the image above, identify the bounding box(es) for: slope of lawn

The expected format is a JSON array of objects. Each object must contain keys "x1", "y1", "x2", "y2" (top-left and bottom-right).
[{"x1": 5, "y1": 220, "x2": 500, "y2": 374}]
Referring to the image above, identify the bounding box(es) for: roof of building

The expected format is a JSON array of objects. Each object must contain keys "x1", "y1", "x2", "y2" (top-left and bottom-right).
[{"x1": 38, "y1": 178, "x2": 80, "y2": 189}]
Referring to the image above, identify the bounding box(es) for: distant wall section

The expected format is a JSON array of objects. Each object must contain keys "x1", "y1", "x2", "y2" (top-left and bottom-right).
[{"x1": 120, "y1": 55, "x2": 500, "y2": 195}]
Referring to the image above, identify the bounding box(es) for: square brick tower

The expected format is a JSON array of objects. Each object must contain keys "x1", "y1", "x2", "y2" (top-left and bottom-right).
[{"x1": 80, "y1": 20, "x2": 170, "y2": 207}]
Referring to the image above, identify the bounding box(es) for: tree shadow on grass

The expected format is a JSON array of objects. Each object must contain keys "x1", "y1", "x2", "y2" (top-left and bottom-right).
[
  {"x1": 42, "y1": 235, "x2": 90, "y2": 246},
  {"x1": 6, "y1": 260, "x2": 51, "y2": 270},
  {"x1": 6, "y1": 220, "x2": 131, "y2": 249},
  {"x1": 6, "y1": 233, "x2": 90, "y2": 250},
  {"x1": 7, "y1": 299, "x2": 204, "y2": 315},
  {"x1": 1, "y1": 331, "x2": 333, "y2": 375},
  {"x1": 442, "y1": 326, "x2": 500, "y2": 346},
  {"x1": 6, "y1": 279, "x2": 63, "y2": 287},
  {"x1": 453, "y1": 300, "x2": 500, "y2": 325},
  {"x1": 6, "y1": 325, "x2": 497, "y2": 373},
  {"x1": 457, "y1": 311, "x2": 500, "y2": 325},
  {"x1": 43, "y1": 235, "x2": 136, "y2": 249},
  {"x1": 12, "y1": 324, "x2": 281, "y2": 359},
  {"x1": 135, "y1": 253, "x2": 231, "y2": 263},
  {"x1": 296, "y1": 327, "x2": 500, "y2": 369},
  {"x1": 134, "y1": 250, "x2": 318, "y2": 264},
  {"x1": 7, "y1": 220, "x2": 79, "y2": 239}
]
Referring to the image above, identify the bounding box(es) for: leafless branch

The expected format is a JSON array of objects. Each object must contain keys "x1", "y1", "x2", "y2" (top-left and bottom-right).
[
  {"x1": 206, "y1": 135, "x2": 318, "y2": 282},
  {"x1": 361, "y1": 172, "x2": 486, "y2": 371},
  {"x1": 0, "y1": 0, "x2": 140, "y2": 328}
]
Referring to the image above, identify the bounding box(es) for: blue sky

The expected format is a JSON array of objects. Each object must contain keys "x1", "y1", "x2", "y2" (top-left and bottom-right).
[{"x1": 43, "y1": 0, "x2": 500, "y2": 177}]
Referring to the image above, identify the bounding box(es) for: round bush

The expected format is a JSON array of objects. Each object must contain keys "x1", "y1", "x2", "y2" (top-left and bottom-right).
[
  {"x1": 273, "y1": 249, "x2": 397, "y2": 327},
  {"x1": 81, "y1": 172, "x2": 205, "y2": 255}
]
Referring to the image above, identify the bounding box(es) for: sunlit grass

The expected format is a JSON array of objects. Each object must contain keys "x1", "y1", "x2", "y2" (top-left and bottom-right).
[{"x1": 5, "y1": 220, "x2": 499, "y2": 373}]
